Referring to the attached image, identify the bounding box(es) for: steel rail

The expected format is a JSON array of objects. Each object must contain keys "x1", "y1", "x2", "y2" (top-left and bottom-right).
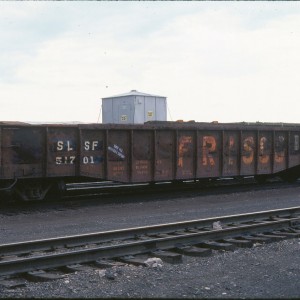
[
  {"x1": 0, "y1": 216, "x2": 299, "y2": 277},
  {"x1": 1, "y1": 206, "x2": 300, "y2": 257},
  {"x1": 0, "y1": 207, "x2": 299, "y2": 277}
]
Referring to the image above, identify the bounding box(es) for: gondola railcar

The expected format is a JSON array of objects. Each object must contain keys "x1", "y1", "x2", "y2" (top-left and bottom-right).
[{"x1": 1, "y1": 121, "x2": 299, "y2": 201}]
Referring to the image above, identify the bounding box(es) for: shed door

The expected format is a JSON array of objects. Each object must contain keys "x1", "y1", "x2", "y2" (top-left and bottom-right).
[{"x1": 118, "y1": 104, "x2": 133, "y2": 124}]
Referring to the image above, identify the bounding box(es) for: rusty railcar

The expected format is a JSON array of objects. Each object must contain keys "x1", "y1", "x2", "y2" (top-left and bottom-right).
[{"x1": 1, "y1": 121, "x2": 300, "y2": 201}]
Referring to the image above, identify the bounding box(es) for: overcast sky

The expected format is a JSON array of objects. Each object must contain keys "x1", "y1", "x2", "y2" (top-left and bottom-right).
[{"x1": 1, "y1": 1, "x2": 300, "y2": 123}]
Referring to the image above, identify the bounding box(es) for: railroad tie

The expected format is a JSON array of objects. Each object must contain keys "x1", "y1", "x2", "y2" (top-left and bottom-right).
[
  {"x1": 268, "y1": 231, "x2": 300, "y2": 238},
  {"x1": 242, "y1": 236, "x2": 272, "y2": 243},
  {"x1": 288, "y1": 228, "x2": 300, "y2": 235},
  {"x1": 117, "y1": 256, "x2": 149, "y2": 267},
  {"x1": 221, "y1": 238, "x2": 253, "y2": 248},
  {"x1": 150, "y1": 250, "x2": 183, "y2": 264},
  {"x1": 254, "y1": 233, "x2": 285, "y2": 241},
  {"x1": 195, "y1": 241, "x2": 236, "y2": 251},
  {"x1": 25, "y1": 270, "x2": 64, "y2": 282},
  {"x1": 94, "y1": 259, "x2": 126, "y2": 268},
  {"x1": 60, "y1": 264, "x2": 94, "y2": 273},
  {"x1": 0, "y1": 279, "x2": 26, "y2": 289},
  {"x1": 154, "y1": 233, "x2": 171, "y2": 238},
  {"x1": 173, "y1": 245, "x2": 212, "y2": 257}
]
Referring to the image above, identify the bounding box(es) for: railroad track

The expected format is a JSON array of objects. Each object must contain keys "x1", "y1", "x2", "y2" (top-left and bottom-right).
[{"x1": 1, "y1": 206, "x2": 300, "y2": 283}]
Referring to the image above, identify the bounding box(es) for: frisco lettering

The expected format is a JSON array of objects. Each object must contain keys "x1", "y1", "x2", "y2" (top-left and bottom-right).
[{"x1": 54, "y1": 135, "x2": 298, "y2": 167}]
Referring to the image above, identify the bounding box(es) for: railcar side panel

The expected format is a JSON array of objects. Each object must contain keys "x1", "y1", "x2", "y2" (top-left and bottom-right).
[
  {"x1": 2, "y1": 123, "x2": 300, "y2": 191},
  {"x1": 1, "y1": 127, "x2": 44, "y2": 178},
  {"x1": 155, "y1": 130, "x2": 174, "y2": 181},
  {"x1": 223, "y1": 131, "x2": 239, "y2": 176},
  {"x1": 289, "y1": 132, "x2": 300, "y2": 168},
  {"x1": 240, "y1": 131, "x2": 256, "y2": 175},
  {"x1": 176, "y1": 131, "x2": 195, "y2": 180},
  {"x1": 107, "y1": 130, "x2": 130, "y2": 182},
  {"x1": 47, "y1": 127, "x2": 78, "y2": 177},
  {"x1": 80, "y1": 129, "x2": 105, "y2": 178},
  {"x1": 257, "y1": 131, "x2": 272, "y2": 174},
  {"x1": 197, "y1": 131, "x2": 221, "y2": 178},
  {"x1": 132, "y1": 130, "x2": 153, "y2": 182},
  {"x1": 273, "y1": 131, "x2": 288, "y2": 173}
]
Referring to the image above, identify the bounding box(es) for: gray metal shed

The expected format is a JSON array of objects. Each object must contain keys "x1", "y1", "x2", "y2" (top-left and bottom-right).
[{"x1": 102, "y1": 90, "x2": 167, "y2": 124}]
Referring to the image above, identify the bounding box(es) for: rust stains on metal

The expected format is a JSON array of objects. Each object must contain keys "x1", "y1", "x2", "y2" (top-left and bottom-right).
[{"x1": 1, "y1": 121, "x2": 300, "y2": 184}]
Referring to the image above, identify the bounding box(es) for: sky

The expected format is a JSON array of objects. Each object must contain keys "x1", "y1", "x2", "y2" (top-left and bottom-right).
[{"x1": 0, "y1": 1, "x2": 300, "y2": 123}]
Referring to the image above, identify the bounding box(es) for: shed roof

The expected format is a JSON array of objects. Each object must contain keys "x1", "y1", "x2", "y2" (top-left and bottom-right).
[{"x1": 102, "y1": 90, "x2": 166, "y2": 99}]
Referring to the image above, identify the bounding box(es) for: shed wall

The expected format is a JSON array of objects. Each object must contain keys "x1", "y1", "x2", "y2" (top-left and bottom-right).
[{"x1": 102, "y1": 95, "x2": 167, "y2": 124}]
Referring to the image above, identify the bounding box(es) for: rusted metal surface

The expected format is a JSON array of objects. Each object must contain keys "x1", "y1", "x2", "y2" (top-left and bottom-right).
[
  {"x1": 176, "y1": 131, "x2": 195, "y2": 180},
  {"x1": 80, "y1": 129, "x2": 105, "y2": 179},
  {"x1": 197, "y1": 131, "x2": 220, "y2": 178},
  {"x1": 241, "y1": 131, "x2": 256, "y2": 175},
  {"x1": 1, "y1": 121, "x2": 300, "y2": 183},
  {"x1": 223, "y1": 131, "x2": 239, "y2": 176},
  {"x1": 47, "y1": 127, "x2": 78, "y2": 177},
  {"x1": 289, "y1": 132, "x2": 300, "y2": 168},
  {"x1": 155, "y1": 130, "x2": 174, "y2": 181},
  {"x1": 107, "y1": 130, "x2": 130, "y2": 182},
  {"x1": 132, "y1": 130, "x2": 153, "y2": 182},
  {"x1": 1, "y1": 127, "x2": 44, "y2": 178}
]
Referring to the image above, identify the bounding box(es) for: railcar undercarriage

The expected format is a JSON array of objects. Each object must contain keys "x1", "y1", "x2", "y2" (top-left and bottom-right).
[{"x1": 1, "y1": 168, "x2": 299, "y2": 202}]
